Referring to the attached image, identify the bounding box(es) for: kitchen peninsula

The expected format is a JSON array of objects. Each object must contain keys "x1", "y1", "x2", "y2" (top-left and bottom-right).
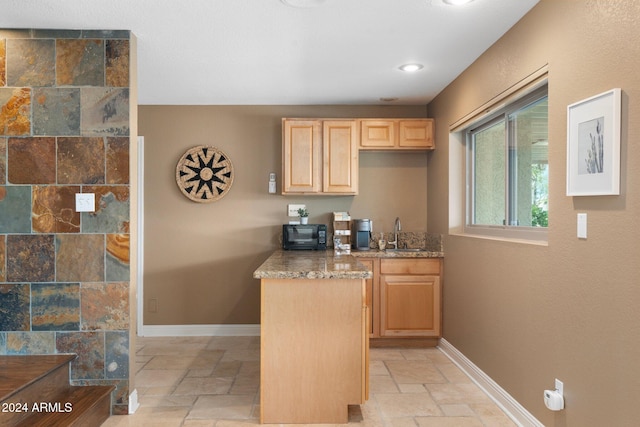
[{"x1": 253, "y1": 250, "x2": 372, "y2": 424}]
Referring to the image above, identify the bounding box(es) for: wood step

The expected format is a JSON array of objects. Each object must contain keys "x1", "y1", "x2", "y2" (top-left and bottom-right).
[
  {"x1": 15, "y1": 385, "x2": 115, "y2": 427},
  {"x1": 1, "y1": 355, "x2": 76, "y2": 426},
  {"x1": 0, "y1": 354, "x2": 76, "y2": 402},
  {"x1": 0, "y1": 355, "x2": 115, "y2": 427}
]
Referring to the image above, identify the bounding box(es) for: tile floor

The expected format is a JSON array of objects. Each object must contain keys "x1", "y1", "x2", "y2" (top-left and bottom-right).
[{"x1": 101, "y1": 336, "x2": 517, "y2": 427}]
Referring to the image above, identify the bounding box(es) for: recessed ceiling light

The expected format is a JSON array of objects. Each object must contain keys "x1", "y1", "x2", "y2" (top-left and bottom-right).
[
  {"x1": 399, "y1": 63, "x2": 424, "y2": 72},
  {"x1": 380, "y1": 97, "x2": 399, "y2": 102},
  {"x1": 280, "y1": 0, "x2": 327, "y2": 8},
  {"x1": 442, "y1": 0, "x2": 474, "y2": 5}
]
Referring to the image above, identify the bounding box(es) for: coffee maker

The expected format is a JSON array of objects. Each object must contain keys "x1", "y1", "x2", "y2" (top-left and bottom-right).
[{"x1": 352, "y1": 219, "x2": 372, "y2": 251}]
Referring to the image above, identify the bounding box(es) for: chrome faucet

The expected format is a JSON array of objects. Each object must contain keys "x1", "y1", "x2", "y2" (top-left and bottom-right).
[{"x1": 388, "y1": 217, "x2": 402, "y2": 249}]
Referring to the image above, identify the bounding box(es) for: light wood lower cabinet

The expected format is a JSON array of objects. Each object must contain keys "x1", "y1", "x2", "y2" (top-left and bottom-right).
[
  {"x1": 380, "y1": 273, "x2": 440, "y2": 337},
  {"x1": 260, "y1": 277, "x2": 368, "y2": 424},
  {"x1": 358, "y1": 257, "x2": 442, "y2": 339}
]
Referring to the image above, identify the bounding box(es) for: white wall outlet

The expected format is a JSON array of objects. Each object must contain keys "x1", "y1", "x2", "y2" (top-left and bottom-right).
[
  {"x1": 555, "y1": 378, "x2": 564, "y2": 396},
  {"x1": 288, "y1": 204, "x2": 305, "y2": 217},
  {"x1": 75, "y1": 193, "x2": 95, "y2": 212},
  {"x1": 148, "y1": 298, "x2": 158, "y2": 313}
]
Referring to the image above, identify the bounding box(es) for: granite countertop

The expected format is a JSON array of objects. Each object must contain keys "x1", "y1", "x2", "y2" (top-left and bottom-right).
[
  {"x1": 253, "y1": 250, "x2": 372, "y2": 280},
  {"x1": 352, "y1": 232, "x2": 444, "y2": 257},
  {"x1": 350, "y1": 249, "x2": 444, "y2": 258}
]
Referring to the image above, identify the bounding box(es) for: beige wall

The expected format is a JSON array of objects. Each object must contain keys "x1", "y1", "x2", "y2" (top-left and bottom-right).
[
  {"x1": 427, "y1": 1, "x2": 640, "y2": 426},
  {"x1": 138, "y1": 105, "x2": 428, "y2": 325}
]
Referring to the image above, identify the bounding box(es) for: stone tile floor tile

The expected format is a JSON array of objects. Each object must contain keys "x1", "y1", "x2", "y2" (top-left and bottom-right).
[{"x1": 102, "y1": 336, "x2": 517, "y2": 427}]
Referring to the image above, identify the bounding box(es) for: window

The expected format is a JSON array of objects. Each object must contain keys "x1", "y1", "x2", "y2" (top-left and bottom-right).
[{"x1": 465, "y1": 85, "x2": 548, "y2": 241}]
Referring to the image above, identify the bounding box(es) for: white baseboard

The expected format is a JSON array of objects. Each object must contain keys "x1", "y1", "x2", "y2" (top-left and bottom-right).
[
  {"x1": 438, "y1": 338, "x2": 543, "y2": 427},
  {"x1": 139, "y1": 324, "x2": 260, "y2": 337}
]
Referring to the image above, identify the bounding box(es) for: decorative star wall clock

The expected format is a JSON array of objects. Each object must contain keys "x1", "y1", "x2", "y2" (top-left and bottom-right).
[{"x1": 175, "y1": 145, "x2": 234, "y2": 203}]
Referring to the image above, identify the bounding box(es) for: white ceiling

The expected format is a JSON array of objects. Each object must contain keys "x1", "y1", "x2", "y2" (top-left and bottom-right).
[{"x1": 1, "y1": 0, "x2": 539, "y2": 105}]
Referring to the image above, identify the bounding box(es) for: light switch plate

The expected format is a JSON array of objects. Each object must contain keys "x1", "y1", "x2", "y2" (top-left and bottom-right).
[
  {"x1": 76, "y1": 193, "x2": 95, "y2": 212},
  {"x1": 577, "y1": 213, "x2": 587, "y2": 239},
  {"x1": 288, "y1": 204, "x2": 305, "y2": 217}
]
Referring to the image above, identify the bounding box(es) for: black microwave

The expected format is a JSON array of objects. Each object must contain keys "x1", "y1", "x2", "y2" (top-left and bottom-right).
[{"x1": 282, "y1": 224, "x2": 327, "y2": 250}]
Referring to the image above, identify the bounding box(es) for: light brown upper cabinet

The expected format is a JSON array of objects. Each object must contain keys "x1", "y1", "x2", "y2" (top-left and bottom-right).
[
  {"x1": 282, "y1": 120, "x2": 321, "y2": 193},
  {"x1": 360, "y1": 119, "x2": 435, "y2": 150},
  {"x1": 282, "y1": 119, "x2": 358, "y2": 195},
  {"x1": 323, "y1": 120, "x2": 359, "y2": 194}
]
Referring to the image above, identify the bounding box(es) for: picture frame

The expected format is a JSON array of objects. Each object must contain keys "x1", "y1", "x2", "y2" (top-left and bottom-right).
[{"x1": 566, "y1": 88, "x2": 621, "y2": 196}]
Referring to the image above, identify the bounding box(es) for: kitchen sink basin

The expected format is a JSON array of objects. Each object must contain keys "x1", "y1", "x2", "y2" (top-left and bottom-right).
[{"x1": 386, "y1": 248, "x2": 424, "y2": 252}]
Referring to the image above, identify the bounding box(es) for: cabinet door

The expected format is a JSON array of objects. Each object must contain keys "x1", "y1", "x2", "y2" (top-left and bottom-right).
[
  {"x1": 323, "y1": 121, "x2": 358, "y2": 194},
  {"x1": 360, "y1": 120, "x2": 396, "y2": 148},
  {"x1": 362, "y1": 304, "x2": 370, "y2": 401},
  {"x1": 398, "y1": 119, "x2": 434, "y2": 149},
  {"x1": 282, "y1": 120, "x2": 321, "y2": 193},
  {"x1": 358, "y1": 258, "x2": 376, "y2": 337},
  {"x1": 380, "y1": 274, "x2": 441, "y2": 337}
]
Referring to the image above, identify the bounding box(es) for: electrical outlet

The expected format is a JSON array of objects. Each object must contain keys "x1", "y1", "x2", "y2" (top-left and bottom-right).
[
  {"x1": 288, "y1": 204, "x2": 305, "y2": 217},
  {"x1": 75, "y1": 193, "x2": 95, "y2": 212},
  {"x1": 555, "y1": 378, "x2": 564, "y2": 395},
  {"x1": 149, "y1": 298, "x2": 158, "y2": 313}
]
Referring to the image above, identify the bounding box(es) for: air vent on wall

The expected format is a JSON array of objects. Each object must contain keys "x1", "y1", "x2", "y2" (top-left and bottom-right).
[{"x1": 280, "y1": 0, "x2": 327, "y2": 8}]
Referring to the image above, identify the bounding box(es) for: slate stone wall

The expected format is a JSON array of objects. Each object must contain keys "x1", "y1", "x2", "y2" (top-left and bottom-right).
[{"x1": 0, "y1": 29, "x2": 132, "y2": 415}]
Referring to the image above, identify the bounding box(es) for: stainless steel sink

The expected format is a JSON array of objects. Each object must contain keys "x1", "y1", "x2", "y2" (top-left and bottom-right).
[{"x1": 386, "y1": 248, "x2": 424, "y2": 252}]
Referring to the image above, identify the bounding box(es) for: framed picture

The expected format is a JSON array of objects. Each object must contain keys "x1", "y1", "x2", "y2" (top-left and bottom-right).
[{"x1": 566, "y1": 88, "x2": 621, "y2": 196}]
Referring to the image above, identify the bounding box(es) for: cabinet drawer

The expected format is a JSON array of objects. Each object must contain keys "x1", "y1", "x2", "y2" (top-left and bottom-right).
[{"x1": 380, "y1": 258, "x2": 440, "y2": 275}]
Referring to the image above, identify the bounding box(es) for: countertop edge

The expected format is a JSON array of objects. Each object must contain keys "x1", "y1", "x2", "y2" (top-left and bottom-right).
[
  {"x1": 253, "y1": 250, "x2": 373, "y2": 280},
  {"x1": 253, "y1": 271, "x2": 372, "y2": 280},
  {"x1": 350, "y1": 250, "x2": 444, "y2": 258}
]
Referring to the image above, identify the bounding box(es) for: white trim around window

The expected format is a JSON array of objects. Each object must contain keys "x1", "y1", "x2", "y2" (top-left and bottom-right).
[{"x1": 449, "y1": 66, "x2": 549, "y2": 245}]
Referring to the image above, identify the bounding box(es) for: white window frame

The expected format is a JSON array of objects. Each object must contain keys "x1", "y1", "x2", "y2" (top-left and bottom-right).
[{"x1": 448, "y1": 67, "x2": 549, "y2": 244}]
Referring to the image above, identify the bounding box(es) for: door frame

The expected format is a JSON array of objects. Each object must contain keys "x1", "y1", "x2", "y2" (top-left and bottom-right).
[{"x1": 136, "y1": 136, "x2": 145, "y2": 335}]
